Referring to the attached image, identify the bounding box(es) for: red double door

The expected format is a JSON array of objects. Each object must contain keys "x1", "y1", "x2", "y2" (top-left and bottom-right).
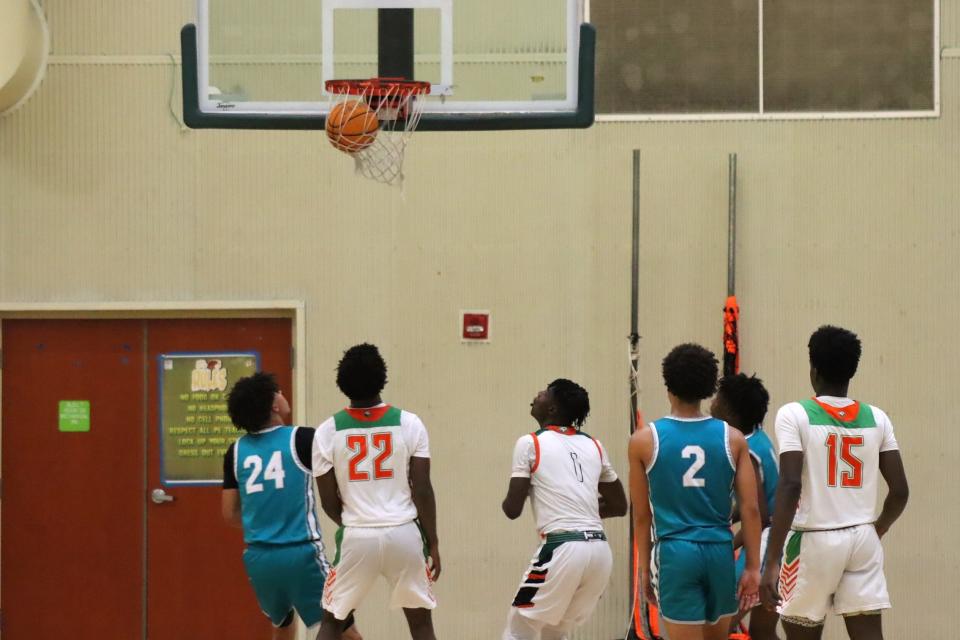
[{"x1": 2, "y1": 318, "x2": 294, "y2": 639}]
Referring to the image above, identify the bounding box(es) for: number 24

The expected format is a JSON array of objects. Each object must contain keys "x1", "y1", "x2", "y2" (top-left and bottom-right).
[{"x1": 244, "y1": 451, "x2": 286, "y2": 493}]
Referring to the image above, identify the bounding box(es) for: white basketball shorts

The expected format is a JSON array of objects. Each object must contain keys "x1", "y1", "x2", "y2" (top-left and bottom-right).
[
  {"x1": 779, "y1": 524, "x2": 890, "y2": 623},
  {"x1": 503, "y1": 532, "x2": 613, "y2": 639},
  {"x1": 322, "y1": 521, "x2": 436, "y2": 621}
]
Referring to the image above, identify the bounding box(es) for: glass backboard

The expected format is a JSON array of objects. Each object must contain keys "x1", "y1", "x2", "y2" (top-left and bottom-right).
[{"x1": 181, "y1": 0, "x2": 594, "y2": 130}]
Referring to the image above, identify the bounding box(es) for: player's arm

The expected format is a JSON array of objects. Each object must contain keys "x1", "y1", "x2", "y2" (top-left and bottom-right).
[
  {"x1": 875, "y1": 450, "x2": 909, "y2": 538},
  {"x1": 628, "y1": 427, "x2": 656, "y2": 603},
  {"x1": 598, "y1": 480, "x2": 628, "y2": 518},
  {"x1": 410, "y1": 456, "x2": 441, "y2": 581},
  {"x1": 503, "y1": 434, "x2": 537, "y2": 519},
  {"x1": 732, "y1": 456, "x2": 769, "y2": 537},
  {"x1": 595, "y1": 439, "x2": 627, "y2": 518},
  {"x1": 221, "y1": 490, "x2": 242, "y2": 528},
  {"x1": 316, "y1": 469, "x2": 344, "y2": 526},
  {"x1": 311, "y1": 423, "x2": 344, "y2": 525},
  {"x1": 760, "y1": 404, "x2": 805, "y2": 610},
  {"x1": 221, "y1": 443, "x2": 242, "y2": 528},
  {"x1": 502, "y1": 477, "x2": 530, "y2": 519},
  {"x1": 731, "y1": 429, "x2": 761, "y2": 610},
  {"x1": 760, "y1": 450, "x2": 803, "y2": 609}
]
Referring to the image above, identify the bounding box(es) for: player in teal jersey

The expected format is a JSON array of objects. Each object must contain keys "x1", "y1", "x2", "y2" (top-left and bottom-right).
[
  {"x1": 630, "y1": 344, "x2": 762, "y2": 640},
  {"x1": 221, "y1": 372, "x2": 361, "y2": 640},
  {"x1": 711, "y1": 373, "x2": 779, "y2": 640}
]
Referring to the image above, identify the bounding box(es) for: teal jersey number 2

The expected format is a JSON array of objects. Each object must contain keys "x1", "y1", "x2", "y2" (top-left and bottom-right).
[{"x1": 647, "y1": 417, "x2": 735, "y2": 543}]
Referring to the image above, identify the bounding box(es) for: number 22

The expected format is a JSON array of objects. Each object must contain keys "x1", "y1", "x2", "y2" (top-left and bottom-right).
[{"x1": 347, "y1": 432, "x2": 394, "y2": 481}]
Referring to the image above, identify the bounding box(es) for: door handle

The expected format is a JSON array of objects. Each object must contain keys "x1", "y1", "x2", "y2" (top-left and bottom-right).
[{"x1": 151, "y1": 488, "x2": 175, "y2": 504}]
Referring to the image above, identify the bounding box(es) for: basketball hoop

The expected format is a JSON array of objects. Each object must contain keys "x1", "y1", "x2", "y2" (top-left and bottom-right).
[{"x1": 325, "y1": 78, "x2": 431, "y2": 186}]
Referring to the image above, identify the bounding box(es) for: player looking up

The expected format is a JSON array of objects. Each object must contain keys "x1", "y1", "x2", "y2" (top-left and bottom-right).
[
  {"x1": 222, "y1": 372, "x2": 361, "y2": 640},
  {"x1": 313, "y1": 344, "x2": 440, "y2": 640},
  {"x1": 501, "y1": 378, "x2": 628, "y2": 640}
]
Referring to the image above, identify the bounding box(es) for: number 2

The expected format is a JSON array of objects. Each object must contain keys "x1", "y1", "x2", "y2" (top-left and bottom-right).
[
  {"x1": 682, "y1": 445, "x2": 706, "y2": 487},
  {"x1": 347, "y1": 432, "x2": 394, "y2": 481},
  {"x1": 825, "y1": 434, "x2": 864, "y2": 488},
  {"x1": 347, "y1": 435, "x2": 369, "y2": 481}
]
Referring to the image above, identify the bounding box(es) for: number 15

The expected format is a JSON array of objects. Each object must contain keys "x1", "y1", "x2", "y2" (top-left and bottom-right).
[{"x1": 825, "y1": 434, "x2": 864, "y2": 488}]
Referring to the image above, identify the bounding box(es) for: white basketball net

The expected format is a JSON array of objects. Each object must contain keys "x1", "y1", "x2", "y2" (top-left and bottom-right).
[{"x1": 326, "y1": 80, "x2": 429, "y2": 186}]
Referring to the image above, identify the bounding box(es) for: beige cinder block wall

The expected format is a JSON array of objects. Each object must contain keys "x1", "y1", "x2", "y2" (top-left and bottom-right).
[{"x1": 1, "y1": 1, "x2": 958, "y2": 638}]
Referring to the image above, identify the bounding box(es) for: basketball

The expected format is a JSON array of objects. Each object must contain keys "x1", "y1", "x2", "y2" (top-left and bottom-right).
[{"x1": 326, "y1": 100, "x2": 379, "y2": 153}]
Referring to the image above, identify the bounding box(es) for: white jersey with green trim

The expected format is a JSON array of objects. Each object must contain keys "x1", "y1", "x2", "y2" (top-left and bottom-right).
[
  {"x1": 775, "y1": 396, "x2": 899, "y2": 531},
  {"x1": 313, "y1": 404, "x2": 430, "y2": 527},
  {"x1": 511, "y1": 425, "x2": 618, "y2": 535}
]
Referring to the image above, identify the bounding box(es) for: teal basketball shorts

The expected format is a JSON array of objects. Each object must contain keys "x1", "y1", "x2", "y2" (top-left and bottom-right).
[
  {"x1": 654, "y1": 538, "x2": 737, "y2": 625},
  {"x1": 243, "y1": 540, "x2": 329, "y2": 627}
]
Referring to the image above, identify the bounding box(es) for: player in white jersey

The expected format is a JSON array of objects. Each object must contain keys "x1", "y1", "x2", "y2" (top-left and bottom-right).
[
  {"x1": 313, "y1": 344, "x2": 440, "y2": 640},
  {"x1": 501, "y1": 378, "x2": 627, "y2": 640},
  {"x1": 760, "y1": 326, "x2": 910, "y2": 640}
]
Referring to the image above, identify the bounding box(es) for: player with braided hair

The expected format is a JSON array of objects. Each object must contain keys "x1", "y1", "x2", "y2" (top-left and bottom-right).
[{"x1": 501, "y1": 378, "x2": 628, "y2": 640}]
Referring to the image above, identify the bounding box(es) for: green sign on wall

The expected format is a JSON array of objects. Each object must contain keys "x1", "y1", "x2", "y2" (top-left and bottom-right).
[
  {"x1": 58, "y1": 400, "x2": 90, "y2": 432},
  {"x1": 159, "y1": 353, "x2": 258, "y2": 484}
]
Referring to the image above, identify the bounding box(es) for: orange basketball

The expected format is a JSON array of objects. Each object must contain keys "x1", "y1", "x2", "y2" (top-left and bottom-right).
[{"x1": 326, "y1": 100, "x2": 379, "y2": 153}]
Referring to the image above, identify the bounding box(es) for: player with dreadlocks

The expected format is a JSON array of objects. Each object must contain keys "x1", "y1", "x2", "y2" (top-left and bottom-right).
[{"x1": 501, "y1": 378, "x2": 628, "y2": 640}]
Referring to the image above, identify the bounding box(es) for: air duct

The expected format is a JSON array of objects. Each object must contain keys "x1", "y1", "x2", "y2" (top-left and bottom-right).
[{"x1": 0, "y1": 0, "x2": 49, "y2": 116}]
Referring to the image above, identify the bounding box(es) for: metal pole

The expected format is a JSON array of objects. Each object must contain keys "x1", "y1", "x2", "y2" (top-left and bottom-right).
[
  {"x1": 627, "y1": 148, "x2": 642, "y2": 640},
  {"x1": 630, "y1": 147, "x2": 641, "y2": 431},
  {"x1": 631, "y1": 147, "x2": 641, "y2": 403},
  {"x1": 727, "y1": 153, "x2": 737, "y2": 297}
]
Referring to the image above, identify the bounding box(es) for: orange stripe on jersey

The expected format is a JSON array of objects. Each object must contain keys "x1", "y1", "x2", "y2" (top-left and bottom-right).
[
  {"x1": 344, "y1": 405, "x2": 393, "y2": 421},
  {"x1": 530, "y1": 432, "x2": 541, "y2": 473},
  {"x1": 590, "y1": 437, "x2": 603, "y2": 462},
  {"x1": 812, "y1": 398, "x2": 861, "y2": 422}
]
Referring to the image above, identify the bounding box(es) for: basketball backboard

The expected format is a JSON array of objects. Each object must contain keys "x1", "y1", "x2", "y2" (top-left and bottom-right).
[{"x1": 180, "y1": 0, "x2": 594, "y2": 130}]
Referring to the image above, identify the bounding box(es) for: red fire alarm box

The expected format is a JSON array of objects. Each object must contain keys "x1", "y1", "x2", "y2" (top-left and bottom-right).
[{"x1": 461, "y1": 311, "x2": 490, "y2": 342}]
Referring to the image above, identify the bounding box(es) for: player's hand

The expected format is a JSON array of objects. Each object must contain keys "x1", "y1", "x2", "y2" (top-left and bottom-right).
[
  {"x1": 428, "y1": 544, "x2": 442, "y2": 582},
  {"x1": 874, "y1": 522, "x2": 888, "y2": 539},
  {"x1": 759, "y1": 564, "x2": 781, "y2": 612},
  {"x1": 641, "y1": 569, "x2": 657, "y2": 606},
  {"x1": 737, "y1": 567, "x2": 760, "y2": 612}
]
